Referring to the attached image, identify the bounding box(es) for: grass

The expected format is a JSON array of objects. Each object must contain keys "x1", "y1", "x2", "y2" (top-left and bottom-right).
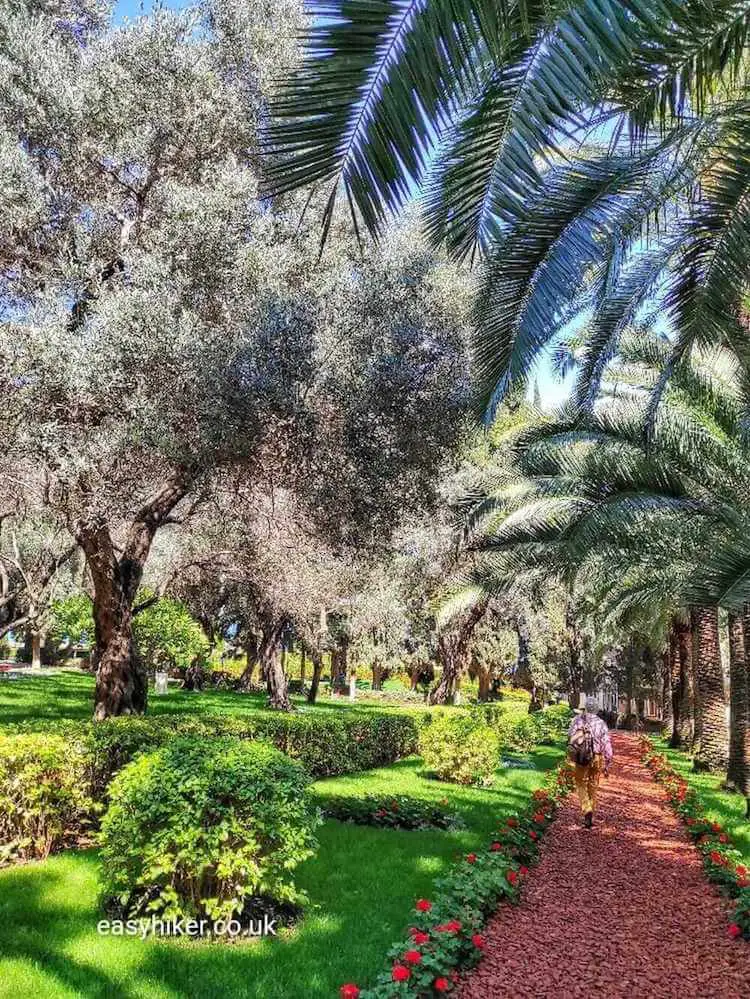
[
  {"x1": 0, "y1": 746, "x2": 563, "y2": 999},
  {"x1": 0, "y1": 669, "x2": 426, "y2": 730},
  {"x1": 657, "y1": 739, "x2": 750, "y2": 864}
]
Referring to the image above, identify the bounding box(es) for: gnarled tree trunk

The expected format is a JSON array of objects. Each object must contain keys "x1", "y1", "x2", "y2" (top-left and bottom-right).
[
  {"x1": 429, "y1": 598, "x2": 489, "y2": 705},
  {"x1": 306, "y1": 648, "x2": 323, "y2": 704},
  {"x1": 78, "y1": 476, "x2": 188, "y2": 719},
  {"x1": 692, "y1": 605, "x2": 727, "y2": 772}
]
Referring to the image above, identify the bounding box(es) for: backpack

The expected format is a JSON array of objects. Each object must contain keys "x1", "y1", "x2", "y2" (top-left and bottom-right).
[{"x1": 569, "y1": 717, "x2": 595, "y2": 766}]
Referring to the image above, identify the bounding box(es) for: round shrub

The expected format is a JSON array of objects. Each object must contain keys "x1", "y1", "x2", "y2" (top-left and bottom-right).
[
  {"x1": 419, "y1": 713, "x2": 499, "y2": 786},
  {"x1": 536, "y1": 703, "x2": 574, "y2": 743},
  {"x1": 99, "y1": 738, "x2": 319, "y2": 923},
  {"x1": 493, "y1": 713, "x2": 542, "y2": 753},
  {"x1": 0, "y1": 731, "x2": 95, "y2": 864}
]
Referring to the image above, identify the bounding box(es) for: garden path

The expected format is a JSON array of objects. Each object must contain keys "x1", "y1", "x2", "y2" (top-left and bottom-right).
[{"x1": 458, "y1": 733, "x2": 749, "y2": 998}]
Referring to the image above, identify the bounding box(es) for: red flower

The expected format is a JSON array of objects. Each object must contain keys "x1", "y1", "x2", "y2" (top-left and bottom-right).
[
  {"x1": 686, "y1": 817, "x2": 696, "y2": 826},
  {"x1": 519, "y1": 865, "x2": 529, "y2": 877},
  {"x1": 392, "y1": 964, "x2": 410, "y2": 982},
  {"x1": 434, "y1": 979, "x2": 450, "y2": 993},
  {"x1": 710, "y1": 850, "x2": 725, "y2": 866},
  {"x1": 435, "y1": 920, "x2": 462, "y2": 933},
  {"x1": 728, "y1": 924, "x2": 742, "y2": 939},
  {"x1": 736, "y1": 864, "x2": 748, "y2": 877},
  {"x1": 507, "y1": 817, "x2": 518, "y2": 828},
  {"x1": 466, "y1": 853, "x2": 477, "y2": 863},
  {"x1": 529, "y1": 830, "x2": 538, "y2": 841},
  {"x1": 471, "y1": 934, "x2": 485, "y2": 949},
  {"x1": 403, "y1": 950, "x2": 422, "y2": 965},
  {"x1": 410, "y1": 930, "x2": 430, "y2": 945},
  {"x1": 719, "y1": 833, "x2": 729, "y2": 844},
  {"x1": 507, "y1": 870, "x2": 519, "y2": 886},
  {"x1": 340, "y1": 986, "x2": 360, "y2": 999},
  {"x1": 533, "y1": 812, "x2": 546, "y2": 823},
  {"x1": 374, "y1": 809, "x2": 386, "y2": 818},
  {"x1": 739, "y1": 878, "x2": 750, "y2": 889},
  {"x1": 415, "y1": 899, "x2": 432, "y2": 912},
  {"x1": 712, "y1": 822, "x2": 722, "y2": 833},
  {"x1": 490, "y1": 842, "x2": 502, "y2": 852}
]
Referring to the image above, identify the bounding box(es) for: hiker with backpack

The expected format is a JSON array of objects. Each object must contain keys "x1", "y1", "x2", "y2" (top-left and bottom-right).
[{"x1": 568, "y1": 696, "x2": 614, "y2": 828}]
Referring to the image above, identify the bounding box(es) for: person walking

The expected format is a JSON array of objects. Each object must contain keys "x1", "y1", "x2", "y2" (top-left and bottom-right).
[{"x1": 568, "y1": 696, "x2": 614, "y2": 827}]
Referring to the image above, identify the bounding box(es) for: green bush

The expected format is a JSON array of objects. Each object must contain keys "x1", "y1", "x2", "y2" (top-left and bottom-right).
[
  {"x1": 99, "y1": 738, "x2": 319, "y2": 922},
  {"x1": 0, "y1": 731, "x2": 96, "y2": 864},
  {"x1": 46, "y1": 708, "x2": 421, "y2": 802},
  {"x1": 419, "y1": 713, "x2": 498, "y2": 786},
  {"x1": 492, "y1": 713, "x2": 541, "y2": 753},
  {"x1": 496, "y1": 686, "x2": 533, "y2": 705},
  {"x1": 536, "y1": 703, "x2": 574, "y2": 743}
]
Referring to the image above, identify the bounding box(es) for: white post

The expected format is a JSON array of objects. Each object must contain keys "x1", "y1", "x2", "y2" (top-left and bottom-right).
[{"x1": 349, "y1": 674, "x2": 356, "y2": 701}]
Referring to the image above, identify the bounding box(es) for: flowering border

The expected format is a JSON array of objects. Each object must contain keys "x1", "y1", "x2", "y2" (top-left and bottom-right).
[
  {"x1": 339, "y1": 760, "x2": 575, "y2": 998},
  {"x1": 639, "y1": 736, "x2": 750, "y2": 942}
]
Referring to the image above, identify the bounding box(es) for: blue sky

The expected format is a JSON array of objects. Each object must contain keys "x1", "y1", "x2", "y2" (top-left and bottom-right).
[{"x1": 114, "y1": 0, "x2": 188, "y2": 21}]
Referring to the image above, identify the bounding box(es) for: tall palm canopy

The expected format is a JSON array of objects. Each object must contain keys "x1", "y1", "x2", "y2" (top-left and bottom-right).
[{"x1": 266, "y1": 1, "x2": 750, "y2": 417}]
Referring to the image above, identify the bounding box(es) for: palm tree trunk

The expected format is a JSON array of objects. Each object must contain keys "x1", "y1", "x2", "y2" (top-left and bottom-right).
[
  {"x1": 728, "y1": 606, "x2": 750, "y2": 815},
  {"x1": 668, "y1": 625, "x2": 681, "y2": 746},
  {"x1": 661, "y1": 648, "x2": 673, "y2": 740},
  {"x1": 676, "y1": 617, "x2": 694, "y2": 748},
  {"x1": 692, "y1": 605, "x2": 727, "y2": 772}
]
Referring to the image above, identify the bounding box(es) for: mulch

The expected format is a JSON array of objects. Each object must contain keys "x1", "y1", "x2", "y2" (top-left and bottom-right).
[{"x1": 458, "y1": 733, "x2": 749, "y2": 999}]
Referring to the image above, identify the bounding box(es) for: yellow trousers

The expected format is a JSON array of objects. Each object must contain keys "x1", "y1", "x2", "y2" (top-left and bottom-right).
[{"x1": 574, "y1": 754, "x2": 604, "y2": 814}]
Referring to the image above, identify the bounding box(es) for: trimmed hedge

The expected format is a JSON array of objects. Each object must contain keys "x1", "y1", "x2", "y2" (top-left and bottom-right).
[{"x1": 0, "y1": 709, "x2": 420, "y2": 866}]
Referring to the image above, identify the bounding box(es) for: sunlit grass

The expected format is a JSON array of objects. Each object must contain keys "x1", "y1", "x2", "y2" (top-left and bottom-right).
[
  {"x1": 657, "y1": 740, "x2": 750, "y2": 863},
  {"x1": 0, "y1": 746, "x2": 563, "y2": 999}
]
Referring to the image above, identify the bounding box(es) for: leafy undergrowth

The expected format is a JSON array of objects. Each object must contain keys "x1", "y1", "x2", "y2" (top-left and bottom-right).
[{"x1": 0, "y1": 747, "x2": 563, "y2": 999}]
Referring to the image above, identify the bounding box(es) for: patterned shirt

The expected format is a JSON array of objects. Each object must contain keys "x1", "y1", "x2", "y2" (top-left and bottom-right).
[{"x1": 568, "y1": 713, "x2": 613, "y2": 765}]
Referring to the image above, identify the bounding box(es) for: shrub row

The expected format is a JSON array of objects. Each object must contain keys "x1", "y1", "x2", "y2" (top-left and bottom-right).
[
  {"x1": 339, "y1": 762, "x2": 576, "y2": 998},
  {"x1": 0, "y1": 709, "x2": 420, "y2": 866},
  {"x1": 639, "y1": 736, "x2": 750, "y2": 942}
]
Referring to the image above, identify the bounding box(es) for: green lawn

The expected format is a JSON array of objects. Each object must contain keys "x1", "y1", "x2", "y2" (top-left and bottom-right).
[
  {"x1": 0, "y1": 747, "x2": 563, "y2": 999},
  {"x1": 0, "y1": 669, "x2": 426, "y2": 729},
  {"x1": 657, "y1": 740, "x2": 750, "y2": 863}
]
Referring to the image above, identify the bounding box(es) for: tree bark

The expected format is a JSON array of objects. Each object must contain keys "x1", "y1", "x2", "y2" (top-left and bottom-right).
[
  {"x1": 565, "y1": 604, "x2": 584, "y2": 709},
  {"x1": 692, "y1": 605, "x2": 728, "y2": 772},
  {"x1": 661, "y1": 648, "x2": 673, "y2": 740},
  {"x1": 238, "y1": 631, "x2": 259, "y2": 690},
  {"x1": 257, "y1": 619, "x2": 290, "y2": 711},
  {"x1": 299, "y1": 646, "x2": 306, "y2": 692},
  {"x1": 306, "y1": 648, "x2": 323, "y2": 704},
  {"x1": 429, "y1": 598, "x2": 489, "y2": 705},
  {"x1": 728, "y1": 606, "x2": 750, "y2": 814},
  {"x1": 30, "y1": 630, "x2": 43, "y2": 669},
  {"x1": 676, "y1": 617, "x2": 694, "y2": 748},
  {"x1": 78, "y1": 474, "x2": 188, "y2": 719}
]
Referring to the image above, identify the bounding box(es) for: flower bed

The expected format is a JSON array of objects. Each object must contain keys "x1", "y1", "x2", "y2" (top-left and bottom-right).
[
  {"x1": 321, "y1": 794, "x2": 463, "y2": 831},
  {"x1": 338, "y1": 761, "x2": 575, "y2": 997},
  {"x1": 639, "y1": 736, "x2": 750, "y2": 942}
]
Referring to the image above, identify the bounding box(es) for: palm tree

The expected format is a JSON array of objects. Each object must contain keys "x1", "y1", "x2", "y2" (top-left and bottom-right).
[
  {"x1": 267, "y1": 1, "x2": 750, "y2": 415},
  {"x1": 463, "y1": 336, "x2": 750, "y2": 785}
]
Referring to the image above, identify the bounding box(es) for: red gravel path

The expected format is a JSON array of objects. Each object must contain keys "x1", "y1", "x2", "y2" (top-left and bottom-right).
[{"x1": 458, "y1": 733, "x2": 749, "y2": 998}]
